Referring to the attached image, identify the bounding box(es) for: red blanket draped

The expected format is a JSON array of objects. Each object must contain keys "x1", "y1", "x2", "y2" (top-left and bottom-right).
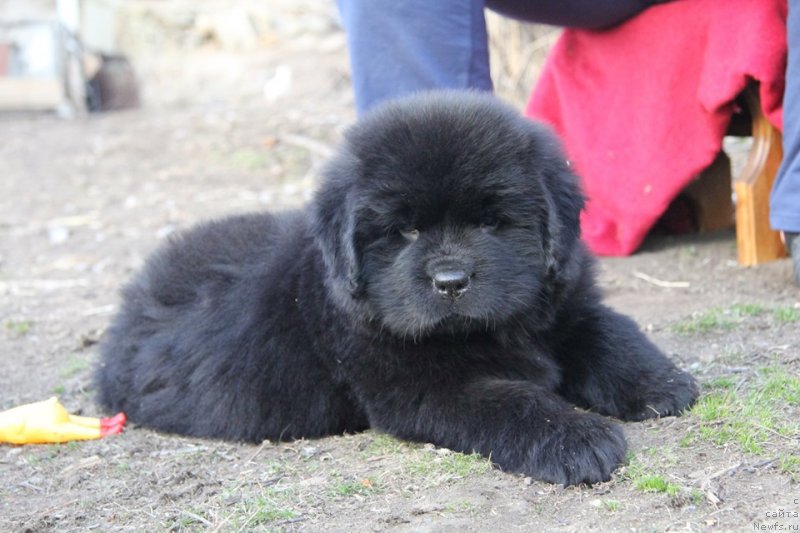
[{"x1": 525, "y1": 0, "x2": 787, "y2": 256}]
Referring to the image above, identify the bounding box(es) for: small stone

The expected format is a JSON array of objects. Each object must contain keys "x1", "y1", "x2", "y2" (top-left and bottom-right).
[{"x1": 48, "y1": 226, "x2": 70, "y2": 244}]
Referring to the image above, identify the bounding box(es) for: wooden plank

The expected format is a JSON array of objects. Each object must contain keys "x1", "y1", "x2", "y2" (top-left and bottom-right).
[
  {"x1": 684, "y1": 151, "x2": 735, "y2": 232},
  {"x1": 733, "y1": 88, "x2": 786, "y2": 266},
  {"x1": 0, "y1": 76, "x2": 64, "y2": 110}
]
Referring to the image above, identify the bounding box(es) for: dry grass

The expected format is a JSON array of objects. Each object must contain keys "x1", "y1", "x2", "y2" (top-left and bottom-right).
[{"x1": 486, "y1": 13, "x2": 561, "y2": 107}]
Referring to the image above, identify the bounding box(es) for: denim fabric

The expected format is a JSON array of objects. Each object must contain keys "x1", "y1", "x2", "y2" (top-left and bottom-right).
[
  {"x1": 336, "y1": 0, "x2": 659, "y2": 115},
  {"x1": 771, "y1": 0, "x2": 800, "y2": 233}
]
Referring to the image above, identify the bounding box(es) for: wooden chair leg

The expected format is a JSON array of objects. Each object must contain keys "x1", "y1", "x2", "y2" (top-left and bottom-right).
[{"x1": 733, "y1": 86, "x2": 787, "y2": 266}]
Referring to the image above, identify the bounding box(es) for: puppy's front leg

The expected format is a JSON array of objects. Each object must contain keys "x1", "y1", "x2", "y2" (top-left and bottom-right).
[
  {"x1": 556, "y1": 303, "x2": 698, "y2": 421},
  {"x1": 363, "y1": 378, "x2": 627, "y2": 486}
]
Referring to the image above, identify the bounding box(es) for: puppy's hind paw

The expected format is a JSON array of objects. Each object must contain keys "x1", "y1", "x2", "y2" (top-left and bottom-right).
[{"x1": 526, "y1": 413, "x2": 627, "y2": 486}]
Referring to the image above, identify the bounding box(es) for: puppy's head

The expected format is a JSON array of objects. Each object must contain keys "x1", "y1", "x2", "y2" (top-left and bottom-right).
[{"x1": 312, "y1": 91, "x2": 584, "y2": 338}]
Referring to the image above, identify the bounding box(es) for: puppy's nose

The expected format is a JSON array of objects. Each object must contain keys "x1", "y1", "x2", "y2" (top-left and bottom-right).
[{"x1": 432, "y1": 270, "x2": 470, "y2": 299}]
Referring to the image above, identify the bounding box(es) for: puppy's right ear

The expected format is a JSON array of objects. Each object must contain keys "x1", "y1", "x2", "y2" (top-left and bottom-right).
[{"x1": 311, "y1": 155, "x2": 363, "y2": 298}]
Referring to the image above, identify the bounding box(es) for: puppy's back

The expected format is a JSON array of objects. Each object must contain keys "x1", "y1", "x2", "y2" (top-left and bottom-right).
[{"x1": 95, "y1": 211, "x2": 308, "y2": 431}]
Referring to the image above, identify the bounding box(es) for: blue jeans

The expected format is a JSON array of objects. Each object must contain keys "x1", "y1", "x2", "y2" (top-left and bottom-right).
[
  {"x1": 336, "y1": 0, "x2": 669, "y2": 115},
  {"x1": 771, "y1": 0, "x2": 800, "y2": 234}
]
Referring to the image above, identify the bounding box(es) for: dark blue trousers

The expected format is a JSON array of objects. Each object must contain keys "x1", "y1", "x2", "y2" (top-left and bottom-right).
[
  {"x1": 771, "y1": 0, "x2": 800, "y2": 234},
  {"x1": 336, "y1": 0, "x2": 669, "y2": 115}
]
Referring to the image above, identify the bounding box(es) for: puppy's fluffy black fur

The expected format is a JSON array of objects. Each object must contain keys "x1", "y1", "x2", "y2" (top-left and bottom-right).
[{"x1": 96, "y1": 91, "x2": 697, "y2": 485}]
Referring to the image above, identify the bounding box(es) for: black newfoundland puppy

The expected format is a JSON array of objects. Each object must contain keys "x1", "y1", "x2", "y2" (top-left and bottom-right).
[{"x1": 96, "y1": 91, "x2": 697, "y2": 485}]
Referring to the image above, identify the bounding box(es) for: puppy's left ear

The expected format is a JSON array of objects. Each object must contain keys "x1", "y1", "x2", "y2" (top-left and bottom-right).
[
  {"x1": 530, "y1": 126, "x2": 585, "y2": 276},
  {"x1": 311, "y1": 156, "x2": 363, "y2": 298}
]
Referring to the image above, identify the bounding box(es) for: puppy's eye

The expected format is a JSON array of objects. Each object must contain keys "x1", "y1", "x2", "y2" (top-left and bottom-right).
[
  {"x1": 480, "y1": 218, "x2": 501, "y2": 231},
  {"x1": 400, "y1": 228, "x2": 419, "y2": 242}
]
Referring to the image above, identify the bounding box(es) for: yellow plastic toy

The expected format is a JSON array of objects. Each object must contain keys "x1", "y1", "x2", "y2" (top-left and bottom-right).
[{"x1": 0, "y1": 397, "x2": 125, "y2": 444}]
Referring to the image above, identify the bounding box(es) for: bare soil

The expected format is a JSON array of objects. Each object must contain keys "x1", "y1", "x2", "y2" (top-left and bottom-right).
[{"x1": 1, "y1": 5, "x2": 798, "y2": 532}]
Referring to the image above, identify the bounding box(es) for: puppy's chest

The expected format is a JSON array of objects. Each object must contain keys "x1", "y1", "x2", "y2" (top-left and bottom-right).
[
  {"x1": 378, "y1": 335, "x2": 561, "y2": 386},
  {"x1": 467, "y1": 338, "x2": 560, "y2": 384}
]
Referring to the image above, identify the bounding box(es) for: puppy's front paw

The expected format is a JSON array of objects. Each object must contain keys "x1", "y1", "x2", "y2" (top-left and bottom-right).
[
  {"x1": 526, "y1": 413, "x2": 627, "y2": 486},
  {"x1": 625, "y1": 368, "x2": 699, "y2": 421}
]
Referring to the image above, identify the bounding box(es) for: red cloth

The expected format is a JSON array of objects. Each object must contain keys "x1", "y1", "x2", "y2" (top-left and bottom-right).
[{"x1": 525, "y1": 0, "x2": 787, "y2": 256}]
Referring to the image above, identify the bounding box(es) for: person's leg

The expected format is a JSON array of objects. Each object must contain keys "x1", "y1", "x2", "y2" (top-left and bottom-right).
[
  {"x1": 336, "y1": 0, "x2": 491, "y2": 115},
  {"x1": 336, "y1": 0, "x2": 676, "y2": 115},
  {"x1": 771, "y1": 0, "x2": 800, "y2": 285},
  {"x1": 485, "y1": 0, "x2": 675, "y2": 29}
]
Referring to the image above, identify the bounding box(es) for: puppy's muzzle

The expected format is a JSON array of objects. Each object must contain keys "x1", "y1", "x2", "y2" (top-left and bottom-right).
[{"x1": 432, "y1": 270, "x2": 470, "y2": 299}]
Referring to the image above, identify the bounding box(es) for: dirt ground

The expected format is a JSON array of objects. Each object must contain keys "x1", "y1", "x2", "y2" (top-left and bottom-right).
[{"x1": 1, "y1": 4, "x2": 799, "y2": 532}]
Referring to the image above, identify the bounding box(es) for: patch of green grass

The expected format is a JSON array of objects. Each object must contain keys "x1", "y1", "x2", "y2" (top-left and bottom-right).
[
  {"x1": 674, "y1": 304, "x2": 800, "y2": 335},
  {"x1": 328, "y1": 477, "x2": 378, "y2": 498},
  {"x1": 689, "y1": 489, "x2": 705, "y2": 505},
  {"x1": 603, "y1": 499, "x2": 621, "y2": 512},
  {"x1": 693, "y1": 392, "x2": 772, "y2": 454},
  {"x1": 620, "y1": 447, "x2": 694, "y2": 502},
  {"x1": 247, "y1": 460, "x2": 288, "y2": 479},
  {"x1": 779, "y1": 455, "x2": 800, "y2": 477},
  {"x1": 364, "y1": 435, "x2": 493, "y2": 482},
  {"x1": 672, "y1": 303, "x2": 770, "y2": 335},
  {"x1": 444, "y1": 500, "x2": 479, "y2": 515},
  {"x1": 702, "y1": 376, "x2": 737, "y2": 391},
  {"x1": 51, "y1": 385, "x2": 66, "y2": 396},
  {"x1": 406, "y1": 449, "x2": 492, "y2": 480},
  {"x1": 758, "y1": 367, "x2": 800, "y2": 404},
  {"x1": 634, "y1": 475, "x2": 681, "y2": 496},
  {"x1": 243, "y1": 496, "x2": 296, "y2": 525},
  {"x1": 692, "y1": 391, "x2": 731, "y2": 422},
  {"x1": 689, "y1": 367, "x2": 800, "y2": 454},
  {"x1": 671, "y1": 308, "x2": 732, "y2": 334},
  {"x1": 773, "y1": 307, "x2": 800, "y2": 323},
  {"x1": 364, "y1": 432, "x2": 409, "y2": 456},
  {"x1": 58, "y1": 355, "x2": 90, "y2": 378},
  {"x1": 4, "y1": 319, "x2": 32, "y2": 336},
  {"x1": 225, "y1": 487, "x2": 298, "y2": 529},
  {"x1": 728, "y1": 303, "x2": 765, "y2": 317},
  {"x1": 622, "y1": 451, "x2": 645, "y2": 476},
  {"x1": 678, "y1": 432, "x2": 696, "y2": 448}
]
